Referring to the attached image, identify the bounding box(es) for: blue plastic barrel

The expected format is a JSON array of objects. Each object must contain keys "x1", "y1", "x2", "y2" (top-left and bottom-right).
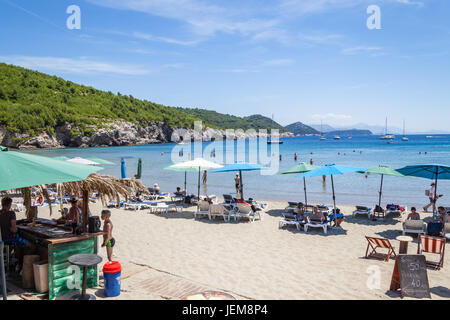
[{"x1": 103, "y1": 261, "x2": 121, "y2": 297}]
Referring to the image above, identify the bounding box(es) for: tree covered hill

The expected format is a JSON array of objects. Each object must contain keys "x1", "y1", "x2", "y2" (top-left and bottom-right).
[
  {"x1": 284, "y1": 121, "x2": 319, "y2": 135},
  {"x1": 178, "y1": 108, "x2": 287, "y2": 132},
  {"x1": 0, "y1": 63, "x2": 289, "y2": 146}
]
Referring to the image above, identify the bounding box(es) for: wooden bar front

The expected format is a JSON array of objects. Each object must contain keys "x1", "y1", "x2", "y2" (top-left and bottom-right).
[{"x1": 17, "y1": 220, "x2": 105, "y2": 300}]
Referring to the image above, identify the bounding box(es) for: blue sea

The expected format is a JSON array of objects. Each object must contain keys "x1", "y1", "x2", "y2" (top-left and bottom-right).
[{"x1": 25, "y1": 134, "x2": 450, "y2": 209}]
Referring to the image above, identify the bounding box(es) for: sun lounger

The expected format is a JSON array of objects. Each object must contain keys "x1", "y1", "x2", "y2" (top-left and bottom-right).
[
  {"x1": 417, "y1": 235, "x2": 446, "y2": 270},
  {"x1": 11, "y1": 202, "x2": 25, "y2": 213},
  {"x1": 403, "y1": 220, "x2": 426, "y2": 236},
  {"x1": 232, "y1": 203, "x2": 257, "y2": 223},
  {"x1": 365, "y1": 236, "x2": 397, "y2": 262},
  {"x1": 208, "y1": 204, "x2": 230, "y2": 222},
  {"x1": 353, "y1": 206, "x2": 372, "y2": 219},
  {"x1": 284, "y1": 201, "x2": 299, "y2": 213},
  {"x1": 279, "y1": 218, "x2": 301, "y2": 230},
  {"x1": 385, "y1": 204, "x2": 407, "y2": 217},
  {"x1": 194, "y1": 200, "x2": 210, "y2": 219},
  {"x1": 304, "y1": 216, "x2": 327, "y2": 234},
  {"x1": 124, "y1": 201, "x2": 156, "y2": 211}
]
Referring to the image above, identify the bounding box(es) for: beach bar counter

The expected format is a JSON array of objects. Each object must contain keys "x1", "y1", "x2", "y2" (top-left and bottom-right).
[{"x1": 16, "y1": 218, "x2": 104, "y2": 300}]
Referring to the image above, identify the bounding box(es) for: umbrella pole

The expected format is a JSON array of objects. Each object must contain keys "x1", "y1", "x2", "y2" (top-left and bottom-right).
[
  {"x1": 331, "y1": 175, "x2": 337, "y2": 226},
  {"x1": 303, "y1": 177, "x2": 308, "y2": 207},
  {"x1": 240, "y1": 170, "x2": 244, "y2": 200},
  {"x1": 378, "y1": 174, "x2": 384, "y2": 208},
  {"x1": 0, "y1": 229, "x2": 6, "y2": 300},
  {"x1": 434, "y1": 167, "x2": 439, "y2": 214},
  {"x1": 82, "y1": 189, "x2": 89, "y2": 232},
  {"x1": 184, "y1": 171, "x2": 187, "y2": 194},
  {"x1": 197, "y1": 167, "x2": 201, "y2": 203}
]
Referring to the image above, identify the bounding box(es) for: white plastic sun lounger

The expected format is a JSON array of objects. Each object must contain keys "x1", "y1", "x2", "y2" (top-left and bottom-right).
[
  {"x1": 353, "y1": 206, "x2": 372, "y2": 219},
  {"x1": 304, "y1": 216, "x2": 328, "y2": 234},
  {"x1": 194, "y1": 200, "x2": 210, "y2": 219},
  {"x1": 403, "y1": 220, "x2": 426, "y2": 236}
]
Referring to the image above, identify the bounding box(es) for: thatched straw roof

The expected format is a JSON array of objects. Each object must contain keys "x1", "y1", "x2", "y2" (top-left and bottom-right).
[{"x1": 55, "y1": 173, "x2": 149, "y2": 206}]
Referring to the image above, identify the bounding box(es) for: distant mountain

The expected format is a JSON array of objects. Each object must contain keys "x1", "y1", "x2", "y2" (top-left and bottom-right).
[
  {"x1": 325, "y1": 129, "x2": 372, "y2": 136},
  {"x1": 285, "y1": 122, "x2": 319, "y2": 135},
  {"x1": 179, "y1": 110, "x2": 288, "y2": 132},
  {"x1": 309, "y1": 124, "x2": 335, "y2": 133}
]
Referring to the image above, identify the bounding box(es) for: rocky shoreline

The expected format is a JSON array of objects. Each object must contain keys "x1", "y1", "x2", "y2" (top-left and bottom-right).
[{"x1": 0, "y1": 121, "x2": 294, "y2": 150}]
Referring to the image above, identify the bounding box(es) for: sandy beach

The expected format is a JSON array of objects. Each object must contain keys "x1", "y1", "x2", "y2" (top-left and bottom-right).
[{"x1": 8, "y1": 197, "x2": 449, "y2": 301}]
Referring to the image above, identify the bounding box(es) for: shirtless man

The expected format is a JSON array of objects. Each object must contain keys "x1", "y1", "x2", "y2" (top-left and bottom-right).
[{"x1": 101, "y1": 210, "x2": 115, "y2": 262}]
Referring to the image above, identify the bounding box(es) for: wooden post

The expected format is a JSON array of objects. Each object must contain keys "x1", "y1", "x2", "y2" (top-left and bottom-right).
[{"x1": 82, "y1": 189, "x2": 89, "y2": 232}]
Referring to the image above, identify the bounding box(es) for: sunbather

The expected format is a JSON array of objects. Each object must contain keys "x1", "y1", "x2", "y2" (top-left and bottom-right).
[
  {"x1": 406, "y1": 207, "x2": 420, "y2": 220},
  {"x1": 311, "y1": 206, "x2": 325, "y2": 221},
  {"x1": 293, "y1": 202, "x2": 306, "y2": 222},
  {"x1": 174, "y1": 187, "x2": 186, "y2": 196}
]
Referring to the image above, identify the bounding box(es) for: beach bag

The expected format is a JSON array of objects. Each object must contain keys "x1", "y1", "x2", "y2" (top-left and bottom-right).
[
  {"x1": 374, "y1": 205, "x2": 384, "y2": 213},
  {"x1": 427, "y1": 222, "x2": 443, "y2": 237},
  {"x1": 425, "y1": 189, "x2": 430, "y2": 196}
]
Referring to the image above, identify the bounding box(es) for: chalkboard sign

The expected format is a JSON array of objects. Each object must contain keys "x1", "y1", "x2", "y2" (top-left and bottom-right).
[{"x1": 390, "y1": 254, "x2": 431, "y2": 299}]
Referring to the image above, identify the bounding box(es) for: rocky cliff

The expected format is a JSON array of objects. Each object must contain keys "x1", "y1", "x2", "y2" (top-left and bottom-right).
[{"x1": 0, "y1": 122, "x2": 294, "y2": 149}]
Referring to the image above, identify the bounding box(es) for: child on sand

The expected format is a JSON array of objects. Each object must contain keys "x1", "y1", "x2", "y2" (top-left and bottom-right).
[{"x1": 101, "y1": 210, "x2": 115, "y2": 262}]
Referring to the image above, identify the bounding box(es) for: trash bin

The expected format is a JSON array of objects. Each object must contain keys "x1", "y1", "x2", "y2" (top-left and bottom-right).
[
  {"x1": 103, "y1": 261, "x2": 121, "y2": 297},
  {"x1": 33, "y1": 261, "x2": 49, "y2": 293},
  {"x1": 22, "y1": 255, "x2": 40, "y2": 289}
]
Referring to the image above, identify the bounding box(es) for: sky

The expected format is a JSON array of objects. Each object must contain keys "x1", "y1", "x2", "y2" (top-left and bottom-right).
[{"x1": 0, "y1": 0, "x2": 449, "y2": 131}]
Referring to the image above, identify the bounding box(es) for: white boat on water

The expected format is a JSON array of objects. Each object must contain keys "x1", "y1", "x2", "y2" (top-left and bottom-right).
[
  {"x1": 401, "y1": 119, "x2": 409, "y2": 141},
  {"x1": 380, "y1": 117, "x2": 395, "y2": 140},
  {"x1": 267, "y1": 114, "x2": 284, "y2": 144},
  {"x1": 334, "y1": 136, "x2": 341, "y2": 140},
  {"x1": 319, "y1": 121, "x2": 326, "y2": 141}
]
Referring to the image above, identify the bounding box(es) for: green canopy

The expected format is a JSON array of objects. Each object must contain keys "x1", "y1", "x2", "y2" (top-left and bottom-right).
[
  {"x1": 281, "y1": 162, "x2": 319, "y2": 207},
  {"x1": 52, "y1": 156, "x2": 70, "y2": 161},
  {"x1": 0, "y1": 148, "x2": 103, "y2": 191},
  {"x1": 137, "y1": 158, "x2": 142, "y2": 179},
  {"x1": 362, "y1": 165, "x2": 404, "y2": 207},
  {"x1": 86, "y1": 157, "x2": 115, "y2": 165}
]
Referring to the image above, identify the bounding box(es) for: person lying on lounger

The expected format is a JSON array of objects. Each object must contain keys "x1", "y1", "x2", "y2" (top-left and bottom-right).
[
  {"x1": 311, "y1": 206, "x2": 325, "y2": 221},
  {"x1": 293, "y1": 202, "x2": 306, "y2": 222}
]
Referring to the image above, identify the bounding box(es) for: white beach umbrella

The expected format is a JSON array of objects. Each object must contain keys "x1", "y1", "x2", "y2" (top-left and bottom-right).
[
  {"x1": 67, "y1": 157, "x2": 101, "y2": 166},
  {"x1": 170, "y1": 158, "x2": 223, "y2": 201}
]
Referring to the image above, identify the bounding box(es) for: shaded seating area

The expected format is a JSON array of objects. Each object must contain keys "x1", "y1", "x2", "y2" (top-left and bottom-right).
[
  {"x1": 417, "y1": 235, "x2": 446, "y2": 270},
  {"x1": 365, "y1": 236, "x2": 397, "y2": 262}
]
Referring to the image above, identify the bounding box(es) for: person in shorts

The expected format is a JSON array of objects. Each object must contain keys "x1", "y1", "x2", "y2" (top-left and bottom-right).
[
  {"x1": 101, "y1": 210, "x2": 115, "y2": 262},
  {"x1": 0, "y1": 196, "x2": 35, "y2": 271}
]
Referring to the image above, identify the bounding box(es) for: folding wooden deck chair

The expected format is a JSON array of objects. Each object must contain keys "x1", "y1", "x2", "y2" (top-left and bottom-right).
[
  {"x1": 365, "y1": 236, "x2": 397, "y2": 262},
  {"x1": 417, "y1": 235, "x2": 446, "y2": 270}
]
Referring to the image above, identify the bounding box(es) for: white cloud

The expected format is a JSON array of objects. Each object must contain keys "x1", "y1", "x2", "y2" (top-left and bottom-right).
[
  {"x1": 311, "y1": 113, "x2": 352, "y2": 121},
  {"x1": 395, "y1": 0, "x2": 424, "y2": 7},
  {"x1": 262, "y1": 59, "x2": 295, "y2": 67},
  {"x1": 341, "y1": 46, "x2": 383, "y2": 55},
  {"x1": 132, "y1": 31, "x2": 201, "y2": 46},
  {"x1": 0, "y1": 56, "x2": 150, "y2": 75}
]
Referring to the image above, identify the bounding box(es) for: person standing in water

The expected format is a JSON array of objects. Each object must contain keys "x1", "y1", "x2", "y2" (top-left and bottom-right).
[
  {"x1": 234, "y1": 173, "x2": 241, "y2": 198},
  {"x1": 202, "y1": 170, "x2": 208, "y2": 184},
  {"x1": 294, "y1": 153, "x2": 298, "y2": 161}
]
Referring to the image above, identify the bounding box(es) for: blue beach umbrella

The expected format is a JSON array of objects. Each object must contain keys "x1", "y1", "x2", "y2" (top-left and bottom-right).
[
  {"x1": 397, "y1": 164, "x2": 450, "y2": 205},
  {"x1": 297, "y1": 164, "x2": 367, "y2": 224},
  {"x1": 121, "y1": 158, "x2": 126, "y2": 179},
  {"x1": 212, "y1": 163, "x2": 267, "y2": 200}
]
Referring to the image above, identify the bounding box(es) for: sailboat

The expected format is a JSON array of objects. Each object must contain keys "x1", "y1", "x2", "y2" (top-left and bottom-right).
[
  {"x1": 320, "y1": 121, "x2": 326, "y2": 140},
  {"x1": 267, "y1": 114, "x2": 283, "y2": 144},
  {"x1": 401, "y1": 119, "x2": 409, "y2": 141},
  {"x1": 380, "y1": 117, "x2": 395, "y2": 140}
]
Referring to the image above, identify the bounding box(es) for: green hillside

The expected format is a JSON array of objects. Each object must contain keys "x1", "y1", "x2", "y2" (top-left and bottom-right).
[
  {"x1": 285, "y1": 122, "x2": 319, "y2": 135},
  {"x1": 0, "y1": 63, "x2": 289, "y2": 144},
  {"x1": 178, "y1": 108, "x2": 287, "y2": 132}
]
